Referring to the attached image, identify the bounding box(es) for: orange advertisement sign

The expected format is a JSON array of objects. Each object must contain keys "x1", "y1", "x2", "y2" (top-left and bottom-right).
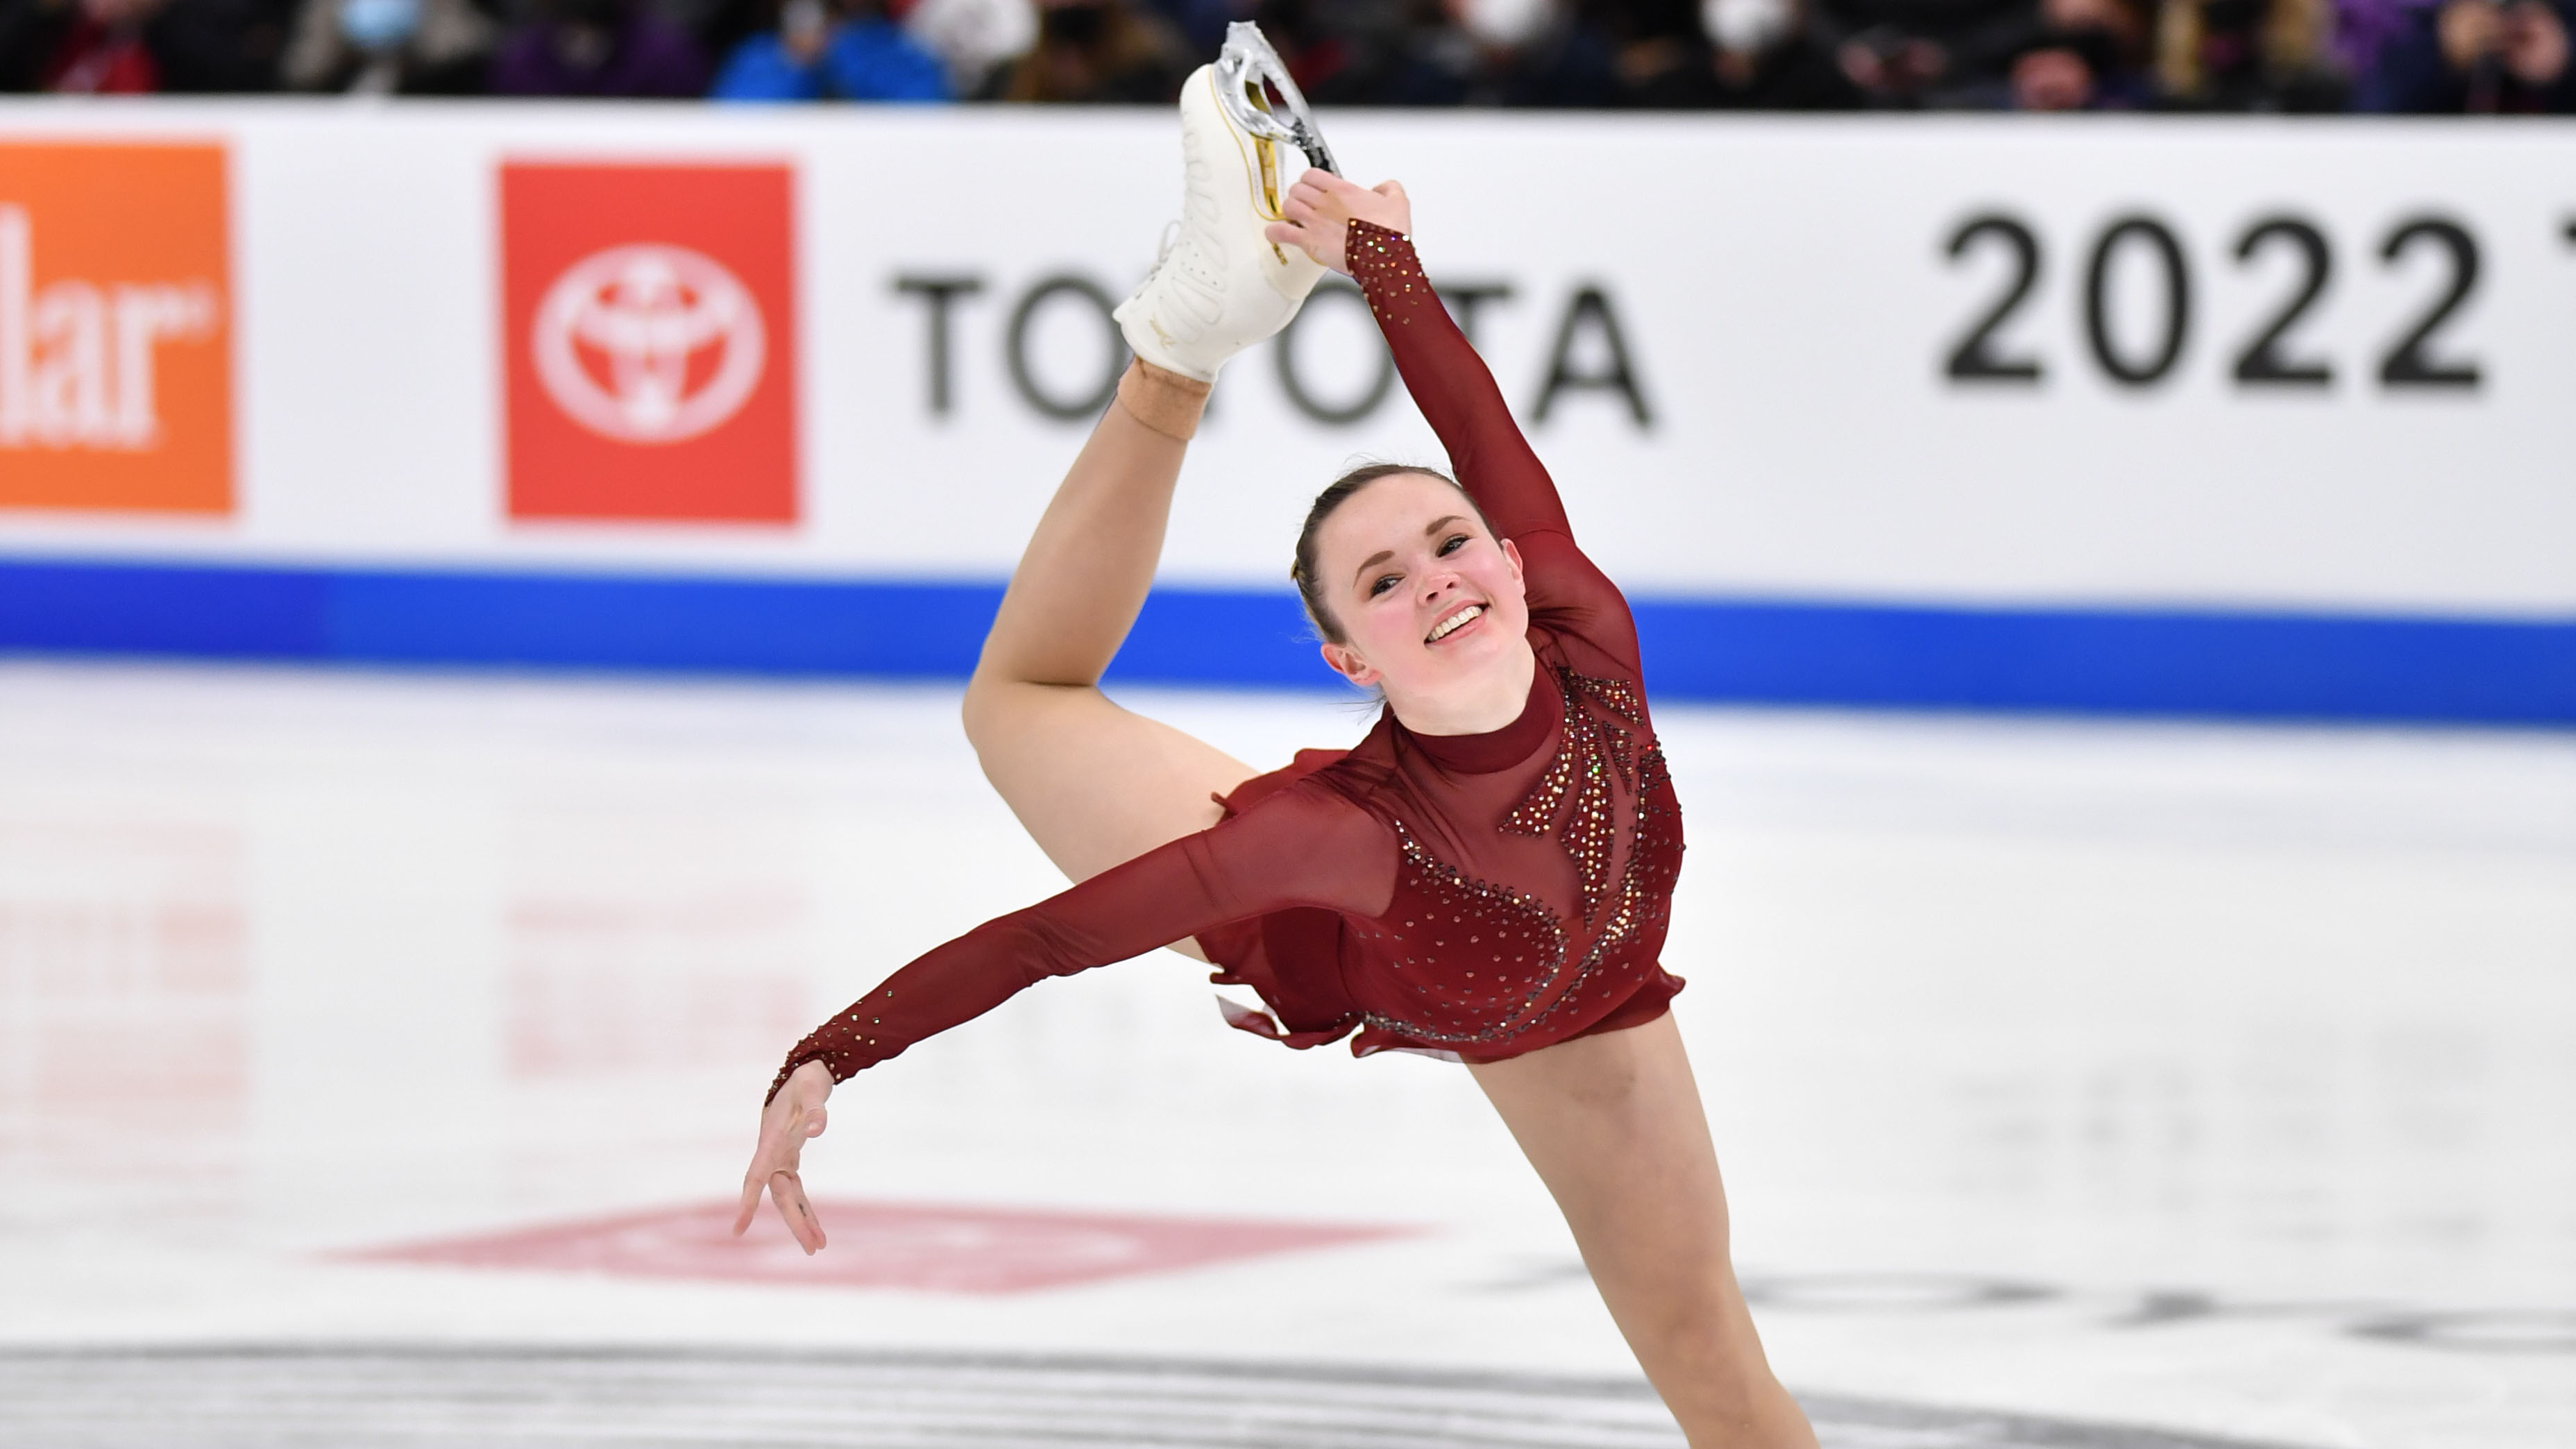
[
  {"x1": 0, "y1": 143, "x2": 232, "y2": 514},
  {"x1": 501, "y1": 163, "x2": 797, "y2": 524}
]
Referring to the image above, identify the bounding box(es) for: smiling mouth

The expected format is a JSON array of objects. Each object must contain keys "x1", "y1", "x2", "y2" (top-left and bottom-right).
[{"x1": 1425, "y1": 604, "x2": 1484, "y2": 644}]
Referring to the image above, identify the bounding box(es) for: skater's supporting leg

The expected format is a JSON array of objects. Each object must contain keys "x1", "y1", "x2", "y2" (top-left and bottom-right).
[
  {"x1": 962, "y1": 365, "x2": 1258, "y2": 956},
  {"x1": 1469, "y1": 1015, "x2": 1818, "y2": 1449}
]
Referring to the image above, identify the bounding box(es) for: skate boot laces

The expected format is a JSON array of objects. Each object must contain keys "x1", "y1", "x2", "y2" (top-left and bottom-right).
[{"x1": 1214, "y1": 22, "x2": 1339, "y2": 180}]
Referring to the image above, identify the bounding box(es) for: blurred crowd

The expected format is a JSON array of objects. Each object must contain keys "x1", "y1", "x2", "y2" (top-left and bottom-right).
[{"x1": 3, "y1": 0, "x2": 2572, "y2": 112}]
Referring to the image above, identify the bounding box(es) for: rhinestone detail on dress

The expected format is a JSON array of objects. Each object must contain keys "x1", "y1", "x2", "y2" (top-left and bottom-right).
[
  {"x1": 1359, "y1": 721, "x2": 1685, "y2": 1050},
  {"x1": 1348, "y1": 221, "x2": 1430, "y2": 329},
  {"x1": 1502, "y1": 667, "x2": 1647, "y2": 925},
  {"x1": 1514, "y1": 756, "x2": 1682, "y2": 1037},
  {"x1": 1359, "y1": 820, "x2": 1569, "y2": 1046}
]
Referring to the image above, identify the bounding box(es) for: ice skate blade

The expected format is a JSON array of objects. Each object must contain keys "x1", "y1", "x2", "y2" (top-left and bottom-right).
[{"x1": 1214, "y1": 21, "x2": 1339, "y2": 178}]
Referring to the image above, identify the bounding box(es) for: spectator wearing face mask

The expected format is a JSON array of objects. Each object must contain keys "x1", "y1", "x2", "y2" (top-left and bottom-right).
[
  {"x1": 488, "y1": 0, "x2": 709, "y2": 94},
  {"x1": 2155, "y1": 0, "x2": 2346, "y2": 106},
  {"x1": 280, "y1": 0, "x2": 493, "y2": 90},
  {"x1": 904, "y1": 0, "x2": 1037, "y2": 94},
  {"x1": 710, "y1": 0, "x2": 949, "y2": 97},
  {"x1": 992, "y1": 0, "x2": 1190, "y2": 99},
  {"x1": 0, "y1": 0, "x2": 291, "y2": 90},
  {"x1": 2365, "y1": 0, "x2": 2575, "y2": 108},
  {"x1": 1701, "y1": 0, "x2": 1864, "y2": 103}
]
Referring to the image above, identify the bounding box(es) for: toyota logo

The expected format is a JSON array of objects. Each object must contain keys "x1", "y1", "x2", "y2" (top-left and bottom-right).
[{"x1": 532, "y1": 244, "x2": 765, "y2": 445}]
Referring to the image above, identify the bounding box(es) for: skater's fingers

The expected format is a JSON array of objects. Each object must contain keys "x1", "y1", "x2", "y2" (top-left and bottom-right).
[
  {"x1": 1271, "y1": 197, "x2": 1329, "y2": 245},
  {"x1": 735, "y1": 1115, "x2": 796, "y2": 1235},
  {"x1": 1284, "y1": 172, "x2": 1409, "y2": 239},
  {"x1": 771, "y1": 1170, "x2": 827, "y2": 1253},
  {"x1": 1264, "y1": 219, "x2": 1318, "y2": 256},
  {"x1": 736, "y1": 1060, "x2": 836, "y2": 1244},
  {"x1": 1356, "y1": 180, "x2": 1412, "y2": 235},
  {"x1": 1294, "y1": 171, "x2": 1373, "y2": 210},
  {"x1": 1267, "y1": 219, "x2": 1348, "y2": 274}
]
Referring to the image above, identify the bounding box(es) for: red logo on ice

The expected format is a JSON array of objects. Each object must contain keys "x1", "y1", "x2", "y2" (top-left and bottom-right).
[
  {"x1": 348, "y1": 1199, "x2": 1416, "y2": 1294},
  {"x1": 501, "y1": 163, "x2": 797, "y2": 523}
]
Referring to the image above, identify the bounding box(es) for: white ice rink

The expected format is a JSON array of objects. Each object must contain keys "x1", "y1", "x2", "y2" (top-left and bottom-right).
[{"x1": 1, "y1": 661, "x2": 2569, "y2": 1448}]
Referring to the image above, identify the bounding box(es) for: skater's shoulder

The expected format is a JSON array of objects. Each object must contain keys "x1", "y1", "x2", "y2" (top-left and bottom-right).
[
  {"x1": 1297, "y1": 738, "x2": 1398, "y2": 803},
  {"x1": 1215, "y1": 738, "x2": 1387, "y2": 820}
]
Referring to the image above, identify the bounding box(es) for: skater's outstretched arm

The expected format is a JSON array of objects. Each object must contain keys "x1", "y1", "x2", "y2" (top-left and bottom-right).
[
  {"x1": 1267, "y1": 174, "x2": 1635, "y2": 675},
  {"x1": 738, "y1": 788, "x2": 1395, "y2": 1251}
]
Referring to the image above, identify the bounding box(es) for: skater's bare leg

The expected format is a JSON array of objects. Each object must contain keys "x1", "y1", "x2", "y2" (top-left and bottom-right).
[
  {"x1": 1468, "y1": 1014, "x2": 1817, "y2": 1449},
  {"x1": 962, "y1": 364, "x2": 1257, "y2": 958}
]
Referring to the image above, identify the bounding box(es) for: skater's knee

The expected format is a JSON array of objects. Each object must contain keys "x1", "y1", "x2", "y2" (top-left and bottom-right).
[
  {"x1": 960, "y1": 672, "x2": 1020, "y2": 756},
  {"x1": 960, "y1": 674, "x2": 1092, "y2": 764}
]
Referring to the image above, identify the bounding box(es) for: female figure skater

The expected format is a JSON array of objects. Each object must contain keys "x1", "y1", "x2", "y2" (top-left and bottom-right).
[{"x1": 739, "y1": 56, "x2": 1817, "y2": 1449}]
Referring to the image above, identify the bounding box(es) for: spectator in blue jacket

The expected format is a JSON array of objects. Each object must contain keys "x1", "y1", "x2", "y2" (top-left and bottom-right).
[{"x1": 711, "y1": 0, "x2": 951, "y2": 99}]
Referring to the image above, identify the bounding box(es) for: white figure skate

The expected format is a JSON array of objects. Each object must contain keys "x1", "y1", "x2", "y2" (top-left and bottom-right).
[{"x1": 1113, "y1": 23, "x2": 1337, "y2": 383}]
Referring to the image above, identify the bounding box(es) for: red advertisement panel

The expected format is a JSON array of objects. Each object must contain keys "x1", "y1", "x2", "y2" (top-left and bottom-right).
[
  {"x1": 0, "y1": 143, "x2": 232, "y2": 514},
  {"x1": 501, "y1": 163, "x2": 797, "y2": 523}
]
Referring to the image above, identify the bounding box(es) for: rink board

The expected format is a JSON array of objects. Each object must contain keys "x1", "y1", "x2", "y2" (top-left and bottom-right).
[
  {"x1": 3, "y1": 556, "x2": 2571, "y2": 723},
  {"x1": 0, "y1": 104, "x2": 2572, "y2": 722}
]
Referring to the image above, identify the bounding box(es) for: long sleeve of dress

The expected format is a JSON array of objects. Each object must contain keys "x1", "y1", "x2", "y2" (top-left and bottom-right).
[
  {"x1": 768, "y1": 785, "x2": 1396, "y2": 1100},
  {"x1": 1344, "y1": 220, "x2": 1639, "y2": 677}
]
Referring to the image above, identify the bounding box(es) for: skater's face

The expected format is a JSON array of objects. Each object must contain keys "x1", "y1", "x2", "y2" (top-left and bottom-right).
[{"x1": 1312, "y1": 471, "x2": 1530, "y2": 701}]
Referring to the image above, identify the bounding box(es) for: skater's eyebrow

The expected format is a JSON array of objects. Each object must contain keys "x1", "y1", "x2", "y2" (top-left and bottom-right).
[{"x1": 1351, "y1": 517, "x2": 1469, "y2": 588}]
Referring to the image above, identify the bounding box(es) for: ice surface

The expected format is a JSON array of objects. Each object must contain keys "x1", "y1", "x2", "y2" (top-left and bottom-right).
[{"x1": 0, "y1": 662, "x2": 2567, "y2": 1448}]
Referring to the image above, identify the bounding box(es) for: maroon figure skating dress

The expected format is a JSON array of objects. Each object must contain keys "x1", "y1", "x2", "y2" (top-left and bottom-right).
[{"x1": 770, "y1": 220, "x2": 1684, "y2": 1099}]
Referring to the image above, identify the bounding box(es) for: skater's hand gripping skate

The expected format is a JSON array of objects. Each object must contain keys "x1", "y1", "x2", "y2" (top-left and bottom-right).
[
  {"x1": 1267, "y1": 171, "x2": 1412, "y2": 278},
  {"x1": 736, "y1": 1058, "x2": 834, "y2": 1254}
]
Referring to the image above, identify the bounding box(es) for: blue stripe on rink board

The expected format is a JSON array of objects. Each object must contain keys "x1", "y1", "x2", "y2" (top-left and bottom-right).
[
  {"x1": 1629, "y1": 598, "x2": 2576, "y2": 726},
  {"x1": 1, "y1": 556, "x2": 2570, "y2": 726}
]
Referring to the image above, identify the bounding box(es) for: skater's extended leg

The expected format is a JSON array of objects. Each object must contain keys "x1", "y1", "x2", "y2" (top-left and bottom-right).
[
  {"x1": 962, "y1": 365, "x2": 1257, "y2": 956},
  {"x1": 1469, "y1": 1015, "x2": 1817, "y2": 1449},
  {"x1": 964, "y1": 53, "x2": 1321, "y2": 947}
]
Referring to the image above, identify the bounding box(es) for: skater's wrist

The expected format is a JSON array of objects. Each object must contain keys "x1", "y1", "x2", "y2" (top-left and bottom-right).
[
  {"x1": 1345, "y1": 219, "x2": 1419, "y2": 279},
  {"x1": 1345, "y1": 221, "x2": 1430, "y2": 322},
  {"x1": 765, "y1": 1049, "x2": 845, "y2": 1105}
]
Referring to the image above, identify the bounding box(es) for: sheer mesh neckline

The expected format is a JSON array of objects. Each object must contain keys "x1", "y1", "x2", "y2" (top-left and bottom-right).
[{"x1": 1391, "y1": 659, "x2": 1561, "y2": 775}]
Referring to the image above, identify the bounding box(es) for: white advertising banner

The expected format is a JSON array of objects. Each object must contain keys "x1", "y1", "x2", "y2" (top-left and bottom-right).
[
  {"x1": 1, "y1": 103, "x2": 2572, "y2": 726},
  {"x1": 0, "y1": 103, "x2": 2568, "y2": 620}
]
